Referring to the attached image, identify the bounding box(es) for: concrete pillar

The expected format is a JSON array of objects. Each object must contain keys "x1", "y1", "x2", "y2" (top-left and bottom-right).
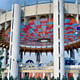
[
  {"x1": 75, "y1": 0, "x2": 79, "y2": 23},
  {"x1": 51, "y1": 73, "x2": 53, "y2": 78},
  {"x1": 64, "y1": 51, "x2": 68, "y2": 58},
  {"x1": 76, "y1": 14, "x2": 79, "y2": 24},
  {"x1": 33, "y1": 73, "x2": 35, "y2": 77},
  {"x1": 22, "y1": 51, "x2": 24, "y2": 63},
  {"x1": 68, "y1": 50, "x2": 71, "y2": 58},
  {"x1": 53, "y1": 0, "x2": 64, "y2": 79},
  {"x1": 8, "y1": 4, "x2": 21, "y2": 79},
  {"x1": 22, "y1": 51, "x2": 25, "y2": 60},
  {"x1": 73, "y1": 73, "x2": 78, "y2": 80},
  {"x1": 43, "y1": 73, "x2": 45, "y2": 79},
  {"x1": 2, "y1": 48, "x2": 7, "y2": 68}
]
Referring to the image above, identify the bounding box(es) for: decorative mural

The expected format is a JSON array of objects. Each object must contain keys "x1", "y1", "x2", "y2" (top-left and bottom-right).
[{"x1": 3, "y1": 17, "x2": 80, "y2": 46}]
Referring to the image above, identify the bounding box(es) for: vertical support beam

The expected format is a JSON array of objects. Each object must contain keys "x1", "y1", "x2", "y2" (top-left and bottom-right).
[
  {"x1": 43, "y1": 73, "x2": 45, "y2": 79},
  {"x1": 8, "y1": 4, "x2": 21, "y2": 79},
  {"x1": 73, "y1": 73, "x2": 78, "y2": 80},
  {"x1": 22, "y1": 51, "x2": 25, "y2": 63},
  {"x1": 2, "y1": 48, "x2": 6, "y2": 68},
  {"x1": 53, "y1": 0, "x2": 59, "y2": 78},
  {"x1": 53, "y1": 0, "x2": 64, "y2": 79},
  {"x1": 33, "y1": 73, "x2": 35, "y2": 77},
  {"x1": 75, "y1": 0, "x2": 79, "y2": 23},
  {"x1": 51, "y1": 73, "x2": 53, "y2": 78}
]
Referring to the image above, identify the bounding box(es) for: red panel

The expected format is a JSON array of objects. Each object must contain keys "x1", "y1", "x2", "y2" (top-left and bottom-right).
[
  {"x1": 35, "y1": 73, "x2": 38, "y2": 79},
  {"x1": 38, "y1": 73, "x2": 40, "y2": 77},
  {"x1": 23, "y1": 73, "x2": 25, "y2": 79},
  {"x1": 29, "y1": 73, "x2": 33, "y2": 78},
  {"x1": 45, "y1": 73, "x2": 47, "y2": 77},
  {"x1": 20, "y1": 72, "x2": 21, "y2": 79},
  {"x1": 68, "y1": 73, "x2": 73, "y2": 79}
]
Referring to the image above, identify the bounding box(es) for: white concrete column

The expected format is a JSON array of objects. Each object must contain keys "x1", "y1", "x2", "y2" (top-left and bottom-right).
[
  {"x1": 76, "y1": 14, "x2": 79, "y2": 24},
  {"x1": 53, "y1": 0, "x2": 64, "y2": 79},
  {"x1": 33, "y1": 73, "x2": 35, "y2": 77},
  {"x1": 53, "y1": 0, "x2": 59, "y2": 78},
  {"x1": 75, "y1": 0, "x2": 78, "y2": 4},
  {"x1": 74, "y1": 49, "x2": 79, "y2": 64},
  {"x1": 60, "y1": 0, "x2": 65, "y2": 79},
  {"x1": 9, "y1": 4, "x2": 21, "y2": 79},
  {"x1": 64, "y1": 51, "x2": 68, "y2": 58},
  {"x1": 68, "y1": 50, "x2": 71, "y2": 58},
  {"x1": 78, "y1": 48, "x2": 80, "y2": 54},
  {"x1": 75, "y1": 0, "x2": 79, "y2": 23},
  {"x1": 51, "y1": 73, "x2": 53, "y2": 78},
  {"x1": 22, "y1": 51, "x2": 25, "y2": 63},
  {"x1": 73, "y1": 73, "x2": 78, "y2": 80},
  {"x1": 43, "y1": 73, "x2": 45, "y2": 79},
  {"x1": 2, "y1": 48, "x2": 7, "y2": 68}
]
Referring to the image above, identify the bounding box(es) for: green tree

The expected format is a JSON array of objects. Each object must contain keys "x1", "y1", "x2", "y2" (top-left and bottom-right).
[
  {"x1": 69, "y1": 76, "x2": 74, "y2": 80},
  {"x1": 4, "y1": 76, "x2": 8, "y2": 80},
  {"x1": 62, "y1": 76, "x2": 67, "y2": 80},
  {"x1": 30, "y1": 77, "x2": 35, "y2": 80},
  {"x1": 43, "y1": 76, "x2": 48, "y2": 80},
  {"x1": 20, "y1": 78, "x2": 23, "y2": 80},
  {"x1": 9, "y1": 76, "x2": 14, "y2": 80},
  {"x1": 24, "y1": 75, "x2": 29, "y2": 80},
  {"x1": 56, "y1": 77, "x2": 60, "y2": 80},
  {"x1": 50, "y1": 76, "x2": 55, "y2": 80},
  {"x1": 36, "y1": 77, "x2": 41, "y2": 80}
]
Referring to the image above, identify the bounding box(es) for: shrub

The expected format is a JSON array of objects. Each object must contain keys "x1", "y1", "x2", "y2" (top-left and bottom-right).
[
  {"x1": 36, "y1": 77, "x2": 41, "y2": 80},
  {"x1": 24, "y1": 75, "x2": 29, "y2": 80},
  {"x1": 69, "y1": 76, "x2": 74, "y2": 80},
  {"x1": 30, "y1": 77, "x2": 35, "y2": 80},
  {"x1": 62, "y1": 76, "x2": 67, "y2": 80},
  {"x1": 4, "y1": 76, "x2": 8, "y2": 80},
  {"x1": 20, "y1": 78, "x2": 23, "y2": 80},
  {"x1": 9, "y1": 76, "x2": 14, "y2": 80},
  {"x1": 43, "y1": 76, "x2": 48, "y2": 80},
  {"x1": 50, "y1": 76, "x2": 55, "y2": 80}
]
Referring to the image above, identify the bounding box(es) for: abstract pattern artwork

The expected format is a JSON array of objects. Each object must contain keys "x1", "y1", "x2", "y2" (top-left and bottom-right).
[{"x1": 3, "y1": 18, "x2": 80, "y2": 46}]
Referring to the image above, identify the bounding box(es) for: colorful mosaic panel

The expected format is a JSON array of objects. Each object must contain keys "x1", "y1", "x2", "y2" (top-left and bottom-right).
[{"x1": 3, "y1": 18, "x2": 80, "y2": 46}]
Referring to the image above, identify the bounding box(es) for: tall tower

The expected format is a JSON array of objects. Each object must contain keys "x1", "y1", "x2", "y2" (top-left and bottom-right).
[
  {"x1": 53, "y1": 0, "x2": 64, "y2": 79},
  {"x1": 8, "y1": 4, "x2": 21, "y2": 79}
]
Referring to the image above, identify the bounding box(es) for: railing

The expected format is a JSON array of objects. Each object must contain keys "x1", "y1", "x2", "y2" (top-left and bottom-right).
[{"x1": 19, "y1": 65, "x2": 80, "y2": 70}]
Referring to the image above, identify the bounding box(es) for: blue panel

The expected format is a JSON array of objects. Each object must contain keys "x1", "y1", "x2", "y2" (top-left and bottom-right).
[
  {"x1": 65, "y1": 25, "x2": 69, "y2": 27},
  {"x1": 26, "y1": 0, "x2": 36, "y2": 6},
  {"x1": 34, "y1": 21, "x2": 40, "y2": 25},
  {"x1": 38, "y1": 0, "x2": 50, "y2": 4},
  {"x1": 38, "y1": 29, "x2": 42, "y2": 32},
  {"x1": 64, "y1": 0, "x2": 75, "y2": 3},
  {"x1": 50, "y1": 28, "x2": 53, "y2": 31},
  {"x1": 30, "y1": 25, "x2": 35, "y2": 27},
  {"x1": 78, "y1": 0, "x2": 80, "y2": 4},
  {"x1": 65, "y1": 19, "x2": 70, "y2": 23},
  {"x1": 77, "y1": 27, "x2": 80, "y2": 30}
]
